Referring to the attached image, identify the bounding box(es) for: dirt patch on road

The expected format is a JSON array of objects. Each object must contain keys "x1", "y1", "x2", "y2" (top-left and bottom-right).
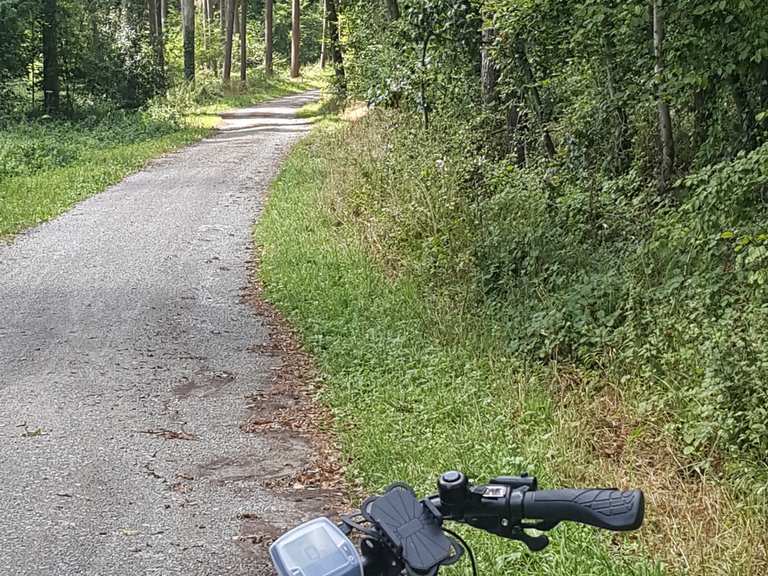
[
  {"x1": 236, "y1": 251, "x2": 357, "y2": 563},
  {"x1": 242, "y1": 263, "x2": 349, "y2": 495}
]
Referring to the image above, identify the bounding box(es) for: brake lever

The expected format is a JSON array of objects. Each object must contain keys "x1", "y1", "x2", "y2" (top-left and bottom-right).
[
  {"x1": 462, "y1": 513, "x2": 551, "y2": 551},
  {"x1": 507, "y1": 526, "x2": 550, "y2": 552}
]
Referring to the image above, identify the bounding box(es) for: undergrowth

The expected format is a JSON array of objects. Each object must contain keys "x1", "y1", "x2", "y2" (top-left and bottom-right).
[
  {"x1": 257, "y1": 124, "x2": 664, "y2": 576},
  {"x1": 255, "y1": 115, "x2": 768, "y2": 575}
]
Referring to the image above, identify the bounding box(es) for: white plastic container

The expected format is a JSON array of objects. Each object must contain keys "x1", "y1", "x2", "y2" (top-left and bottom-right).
[{"x1": 269, "y1": 517, "x2": 364, "y2": 576}]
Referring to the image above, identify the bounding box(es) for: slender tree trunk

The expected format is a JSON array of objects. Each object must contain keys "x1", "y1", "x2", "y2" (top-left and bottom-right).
[
  {"x1": 42, "y1": 0, "x2": 60, "y2": 114},
  {"x1": 760, "y1": 60, "x2": 768, "y2": 114},
  {"x1": 602, "y1": 37, "x2": 630, "y2": 173},
  {"x1": 220, "y1": 0, "x2": 226, "y2": 75},
  {"x1": 320, "y1": 0, "x2": 328, "y2": 68},
  {"x1": 481, "y1": 28, "x2": 498, "y2": 106},
  {"x1": 384, "y1": 0, "x2": 400, "y2": 21},
  {"x1": 182, "y1": 0, "x2": 195, "y2": 81},
  {"x1": 653, "y1": 0, "x2": 674, "y2": 191},
  {"x1": 692, "y1": 86, "x2": 713, "y2": 150},
  {"x1": 223, "y1": 0, "x2": 235, "y2": 82},
  {"x1": 290, "y1": 0, "x2": 300, "y2": 77},
  {"x1": 147, "y1": 0, "x2": 157, "y2": 39},
  {"x1": 233, "y1": 0, "x2": 240, "y2": 40},
  {"x1": 733, "y1": 78, "x2": 758, "y2": 149},
  {"x1": 327, "y1": 0, "x2": 345, "y2": 96},
  {"x1": 419, "y1": 32, "x2": 432, "y2": 128},
  {"x1": 239, "y1": 0, "x2": 247, "y2": 82},
  {"x1": 147, "y1": 0, "x2": 165, "y2": 88},
  {"x1": 506, "y1": 102, "x2": 527, "y2": 166},
  {"x1": 516, "y1": 40, "x2": 555, "y2": 158},
  {"x1": 264, "y1": 0, "x2": 273, "y2": 76},
  {"x1": 201, "y1": 0, "x2": 208, "y2": 54}
]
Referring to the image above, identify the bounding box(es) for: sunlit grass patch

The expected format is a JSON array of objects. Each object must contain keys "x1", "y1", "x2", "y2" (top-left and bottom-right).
[{"x1": 0, "y1": 69, "x2": 323, "y2": 238}]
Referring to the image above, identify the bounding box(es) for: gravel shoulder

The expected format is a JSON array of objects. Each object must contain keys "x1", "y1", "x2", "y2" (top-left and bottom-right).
[{"x1": 0, "y1": 90, "x2": 328, "y2": 575}]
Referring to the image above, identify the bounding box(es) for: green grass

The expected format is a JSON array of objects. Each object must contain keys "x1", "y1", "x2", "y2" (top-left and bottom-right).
[
  {"x1": 0, "y1": 120, "x2": 210, "y2": 237},
  {"x1": 0, "y1": 69, "x2": 324, "y2": 238},
  {"x1": 255, "y1": 124, "x2": 666, "y2": 576}
]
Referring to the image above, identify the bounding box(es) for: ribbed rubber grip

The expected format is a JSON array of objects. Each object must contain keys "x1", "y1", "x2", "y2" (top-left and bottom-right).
[{"x1": 522, "y1": 489, "x2": 644, "y2": 531}]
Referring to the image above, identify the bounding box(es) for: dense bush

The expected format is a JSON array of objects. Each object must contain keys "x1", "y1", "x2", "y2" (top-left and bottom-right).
[
  {"x1": 320, "y1": 106, "x2": 768, "y2": 472},
  {"x1": 325, "y1": 1, "x2": 768, "y2": 472},
  {"x1": 0, "y1": 112, "x2": 182, "y2": 180}
]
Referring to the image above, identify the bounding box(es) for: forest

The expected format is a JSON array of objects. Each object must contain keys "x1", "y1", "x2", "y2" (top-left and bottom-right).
[
  {"x1": 1, "y1": 0, "x2": 767, "y2": 574},
  {"x1": 0, "y1": 0, "x2": 328, "y2": 116}
]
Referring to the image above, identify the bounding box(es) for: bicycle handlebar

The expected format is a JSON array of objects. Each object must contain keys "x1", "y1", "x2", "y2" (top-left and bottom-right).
[
  {"x1": 429, "y1": 471, "x2": 644, "y2": 546},
  {"x1": 270, "y1": 471, "x2": 646, "y2": 576},
  {"x1": 522, "y1": 488, "x2": 644, "y2": 531}
]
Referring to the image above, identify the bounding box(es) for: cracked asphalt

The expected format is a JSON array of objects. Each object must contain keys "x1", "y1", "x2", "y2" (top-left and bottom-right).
[{"x1": 0, "y1": 90, "x2": 324, "y2": 575}]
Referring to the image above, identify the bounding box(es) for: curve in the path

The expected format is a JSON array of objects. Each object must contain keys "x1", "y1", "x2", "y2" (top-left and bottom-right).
[{"x1": 0, "y1": 90, "x2": 325, "y2": 576}]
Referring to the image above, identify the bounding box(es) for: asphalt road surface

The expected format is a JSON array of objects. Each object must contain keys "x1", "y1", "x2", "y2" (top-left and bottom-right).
[{"x1": 0, "y1": 91, "x2": 324, "y2": 575}]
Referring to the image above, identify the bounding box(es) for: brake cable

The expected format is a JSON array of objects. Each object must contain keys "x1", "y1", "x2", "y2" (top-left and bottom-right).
[{"x1": 442, "y1": 527, "x2": 477, "y2": 576}]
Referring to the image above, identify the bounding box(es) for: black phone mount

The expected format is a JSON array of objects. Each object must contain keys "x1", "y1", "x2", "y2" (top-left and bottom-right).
[{"x1": 341, "y1": 483, "x2": 463, "y2": 576}]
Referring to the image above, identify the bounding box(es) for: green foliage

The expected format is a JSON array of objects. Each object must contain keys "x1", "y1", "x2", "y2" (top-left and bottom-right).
[
  {"x1": 330, "y1": 0, "x2": 768, "y2": 475},
  {"x1": 0, "y1": 72, "x2": 320, "y2": 236},
  {"x1": 343, "y1": 0, "x2": 481, "y2": 119},
  {"x1": 0, "y1": 0, "x2": 324, "y2": 120},
  {"x1": 618, "y1": 144, "x2": 768, "y2": 463},
  {"x1": 255, "y1": 125, "x2": 665, "y2": 576},
  {"x1": 0, "y1": 0, "x2": 37, "y2": 112},
  {"x1": 308, "y1": 106, "x2": 768, "y2": 477}
]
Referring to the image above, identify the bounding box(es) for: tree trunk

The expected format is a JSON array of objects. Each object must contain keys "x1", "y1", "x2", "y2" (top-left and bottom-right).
[
  {"x1": 326, "y1": 0, "x2": 345, "y2": 96},
  {"x1": 384, "y1": 0, "x2": 400, "y2": 21},
  {"x1": 220, "y1": 0, "x2": 225, "y2": 46},
  {"x1": 420, "y1": 36, "x2": 430, "y2": 128},
  {"x1": 481, "y1": 28, "x2": 498, "y2": 106},
  {"x1": 516, "y1": 40, "x2": 555, "y2": 158},
  {"x1": 602, "y1": 36, "x2": 630, "y2": 173},
  {"x1": 653, "y1": 0, "x2": 674, "y2": 191},
  {"x1": 147, "y1": 0, "x2": 157, "y2": 38},
  {"x1": 147, "y1": 0, "x2": 165, "y2": 87},
  {"x1": 223, "y1": 0, "x2": 235, "y2": 82},
  {"x1": 760, "y1": 60, "x2": 768, "y2": 114},
  {"x1": 320, "y1": 0, "x2": 327, "y2": 68},
  {"x1": 692, "y1": 86, "x2": 713, "y2": 150},
  {"x1": 506, "y1": 102, "x2": 527, "y2": 166},
  {"x1": 732, "y1": 78, "x2": 758, "y2": 150},
  {"x1": 290, "y1": 0, "x2": 300, "y2": 78},
  {"x1": 233, "y1": 0, "x2": 240, "y2": 40},
  {"x1": 201, "y1": 0, "x2": 208, "y2": 54},
  {"x1": 182, "y1": 0, "x2": 195, "y2": 81},
  {"x1": 240, "y1": 0, "x2": 247, "y2": 82},
  {"x1": 42, "y1": 0, "x2": 60, "y2": 115},
  {"x1": 264, "y1": 0, "x2": 273, "y2": 76}
]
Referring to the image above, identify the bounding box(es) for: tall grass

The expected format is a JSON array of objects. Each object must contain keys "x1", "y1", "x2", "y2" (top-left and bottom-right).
[{"x1": 255, "y1": 124, "x2": 668, "y2": 576}]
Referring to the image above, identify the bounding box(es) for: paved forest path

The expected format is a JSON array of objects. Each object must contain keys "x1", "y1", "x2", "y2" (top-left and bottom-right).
[{"x1": 0, "y1": 91, "x2": 324, "y2": 575}]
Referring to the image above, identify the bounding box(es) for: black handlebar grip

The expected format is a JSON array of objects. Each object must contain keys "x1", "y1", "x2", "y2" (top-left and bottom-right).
[{"x1": 522, "y1": 489, "x2": 644, "y2": 531}]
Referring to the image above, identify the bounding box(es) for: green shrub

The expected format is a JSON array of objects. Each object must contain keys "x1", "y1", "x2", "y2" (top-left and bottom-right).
[{"x1": 321, "y1": 110, "x2": 768, "y2": 472}]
